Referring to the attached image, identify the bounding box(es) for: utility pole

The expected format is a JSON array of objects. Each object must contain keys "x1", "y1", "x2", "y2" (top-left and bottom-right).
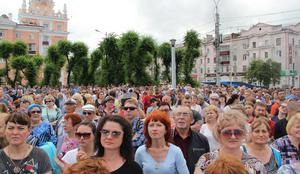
[
  {"x1": 214, "y1": 0, "x2": 221, "y2": 86},
  {"x1": 170, "y1": 39, "x2": 176, "y2": 89}
]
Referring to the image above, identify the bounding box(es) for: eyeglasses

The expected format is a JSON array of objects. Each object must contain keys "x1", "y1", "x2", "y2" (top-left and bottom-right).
[
  {"x1": 45, "y1": 100, "x2": 53, "y2": 103},
  {"x1": 175, "y1": 112, "x2": 190, "y2": 117},
  {"x1": 123, "y1": 106, "x2": 137, "y2": 111},
  {"x1": 211, "y1": 98, "x2": 219, "y2": 101},
  {"x1": 75, "y1": 132, "x2": 92, "y2": 139},
  {"x1": 100, "y1": 129, "x2": 123, "y2": 138},
  {"x1": 220, "y1": 129, "x2": 244, "y2": 138},
  {"x1": 83, "y1": 111, "x2": 93, "y2": 115},
  {"x1": 30, "y1": 110, "x2": 41, "y2": 114}
]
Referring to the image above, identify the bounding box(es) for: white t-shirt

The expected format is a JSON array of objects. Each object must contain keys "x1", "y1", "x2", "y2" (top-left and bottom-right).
[
  {"x1": 62, "y1": 148, "x2": 78, "y2": 164},
  {"x1": 200, "y1": 124, "x2": 219, "y2": 151}
]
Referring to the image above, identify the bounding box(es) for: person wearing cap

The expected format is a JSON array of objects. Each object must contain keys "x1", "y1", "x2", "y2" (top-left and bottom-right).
[
  {"x1": 27, "y1": 104, "x2": 57, "y2": 147},
  {"x1": 146, "y1": 98, "x2": 158, "y2": 114},
  {"x1": 102, "y1": 96, "x2": 117, "y2": 116},
  {"x1": 82, "y1": 104, "x2": 98, "y2": 124}
]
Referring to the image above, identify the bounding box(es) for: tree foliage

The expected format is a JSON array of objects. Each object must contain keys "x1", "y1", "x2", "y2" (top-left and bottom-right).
[
  {"x1": 57, "y1": 40, "x2": 72, "y2": 86},
  {"x1": 246, "y1": 59, "x2": 281, "y2": 87},
  {"x1": 0, "y1": 40, "x2": 14, "y2": 84},
  {"x1": 158, "y1": 42, "x2": 171, "y2": 82}
]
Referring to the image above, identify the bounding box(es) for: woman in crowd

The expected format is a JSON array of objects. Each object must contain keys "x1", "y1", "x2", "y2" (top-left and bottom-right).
[
  {"x1": 95, "y1": 115, "x2": 142, "y2": 174},
  {"x1": 200, "y1": 105, "x2": 220, "y2": 151},
  {"x1": 26, "y1": 104, "x2": 57, "y2": 147},
  {"x1": 57, "y1": 113, "x2": 82, "y2": 159},
  {"x1": 243, "y1": 101, "x2": 255, "y2": 123},
  {"x1": 72, "y1": 93, "x2": 84, "y2": 116},
  {"x1": 0, "y1": 112, "x2": 52, "y2": 173},
  {"x1": 42, "y1": 95, "x2": 63, "y2": 128},
  {"x1": 219, "y1": 94, "x2": 227, "y2": 111},
  {"x1": 135, "y1": 110, "x2": 189, "y2": 174},
  {"x1": 194, "y1": 110, "x2": 266, "y2": 174},
  {"x1": 0, "y1": 113, "x2": 9, "y2": 149},
  {"x1": 272, "y1": 113, "x2": 300, "y2": 165},
  {"x1": 63, "y1": 158, "x2": 110, "y2": 174},
  {"x1": 62, "y1": 121, "x2": 97, "y2": 165},
  {"x1": 242, "y1": 117, "x2": 281, "y2": 174}
]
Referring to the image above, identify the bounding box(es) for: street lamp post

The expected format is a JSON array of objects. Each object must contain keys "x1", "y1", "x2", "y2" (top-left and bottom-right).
[{"x1": 170, "y1": 39, "x2": 176, "y2": 89}]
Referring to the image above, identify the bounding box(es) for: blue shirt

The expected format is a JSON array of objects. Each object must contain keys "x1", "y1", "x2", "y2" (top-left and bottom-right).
[
  {"x1": 27, "y1": 121, "x2": 57, "y2": 147},
  {"x1": 135, "y1": 144, "x2": 189, "y2": 174}
]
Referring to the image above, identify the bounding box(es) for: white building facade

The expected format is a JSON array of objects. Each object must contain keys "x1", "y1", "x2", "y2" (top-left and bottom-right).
[{"x1": 196, "y1": 23, "x2": 300, "y2": 87}]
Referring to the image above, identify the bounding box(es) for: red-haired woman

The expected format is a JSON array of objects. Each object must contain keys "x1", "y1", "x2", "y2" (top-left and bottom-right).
[{"x1": 135, "y1": 110, "x2": 189, "y2": 174}]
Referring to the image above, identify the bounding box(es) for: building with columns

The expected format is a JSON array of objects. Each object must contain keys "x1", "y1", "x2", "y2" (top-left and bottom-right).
[
  {"x1": 196, "y1": 22, "x2": 300, "y2": 87},
  {"x1": 0, "y1": 0, "x2": 69, "y2": 85},
  {"x1": 0, "y1": 0, "x2": 68, "y2": 55}
]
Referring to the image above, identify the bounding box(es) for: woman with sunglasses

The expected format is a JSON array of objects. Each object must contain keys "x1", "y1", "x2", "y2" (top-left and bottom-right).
[
  {"x1": 26, "y1": 104, "x2": 57, "y2": 147},
  {"x1": 242, "y1": 117, "x2": 282, "y2": 174},
  {"x1": 62, "y1": 121, "x2": 97, "y2": 165},
  {"x1": 0, "y1": 112, "x2": 52, "y2": 173},
  {"x1": 95, "y1": 115, "x2": 143, "y2": 174},
  {"x1": 42, "y1": 95, "x2": 62, "y2": 129},
  {"x1": 194, "y1": 110, "x2": 266, "y2": 174},
  {"x1": 135, "y1": 110, "x2": 189, "y2": 174}
]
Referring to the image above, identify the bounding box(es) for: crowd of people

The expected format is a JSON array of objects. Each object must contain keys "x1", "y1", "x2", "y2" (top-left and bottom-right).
[{"x1": 0, "y1": 84, "x2": 299, "y2": 174}]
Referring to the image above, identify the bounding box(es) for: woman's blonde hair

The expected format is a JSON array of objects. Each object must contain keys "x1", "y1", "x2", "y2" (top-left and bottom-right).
[
  {"x1": 286, "y1": 113, "x2": 300, "y2": 135},
  {"x1": 72, "y1": 93, "x2": 84, "y2": 105},
  {"x1": 213, "y1": 110, "x2": 247, "y2": 142}
]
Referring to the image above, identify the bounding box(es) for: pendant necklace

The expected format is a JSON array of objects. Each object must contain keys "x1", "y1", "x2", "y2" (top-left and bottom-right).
[{"x1": 7, "y1": 146, "x2": 29, "y2": 174}]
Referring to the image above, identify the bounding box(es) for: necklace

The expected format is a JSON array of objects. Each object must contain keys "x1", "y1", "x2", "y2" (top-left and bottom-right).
[{"x1": 7, "y1": 145, "x2": 30, "y2": 174}]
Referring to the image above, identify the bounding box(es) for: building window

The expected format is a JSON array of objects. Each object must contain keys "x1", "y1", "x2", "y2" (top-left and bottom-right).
[
  {"x1": 292, "y1": 38, "x2": 295, "y2": 45},
  {"x1": 28, "y1": 43, "x2": 36, "y2": 54},
  {"x1": 29, "y1": 33, "x2": 34, "y2": 41},
  {"x1": 265, "y1": 40, "x2": 269, "y2": 46},
  {"x1": 276, "y1": 38, "x2": 281, "y2": 46},
  {"x1": 243, "y1": 54, "x2": 247, "y2": 61},
  {"x1": 243, "y1": 44, "x2": 248, "y2": 49},
  {"x1": 57, "y1": 24, "x2": 62, "y2": 31},
  {"x1": 200, "y1": 68, "x2": 203, "y2": 74},
  {"x1": 253, "y1": 53, "x2": 256, "y2": 59},
  {"x1": 233, "y1": 55, "x2": 237, "y2": 61},
  {"x1": 276, "y1": 50, "x2": 282, "y2": 57},
  {"x1": 200, "y1": 59, "x2": 202, "y2": 64},
  {"x1": 226, "y1": 66, "x2": 229, "y2": 72},
  {"x1": 252, "y1": 42, "x2": 256, "y2": 48},
  {"x1": 43, "y1": 23, "x2": 49, "y2": 30},
  {"x1": 207, "y1": 58, "x2": 210, "y2": 64},
  {"x1": 16, "y1": 32, "x2": 21, "y2": 39},
  {"x1": 0, "y1": 31, "x2": 3, "y2": 39},
  {"x1": 207, "y1": 68, "x2": 210, "y2": 73},
  {"x1": 265, "y1": 52, "x2": 268, "y2": 58},
  {"x1": 243, "y1": 65, "x2": 247, "y2": 72},
  {"x1": 214, "y1": 57, "x2": 216, "y2": 63}
]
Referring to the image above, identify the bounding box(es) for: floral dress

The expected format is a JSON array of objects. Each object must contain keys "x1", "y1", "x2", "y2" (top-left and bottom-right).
[
  {"x1": 196, "y1": 149, "x2": 267, "y2": 174},
  {"x1": 57, "y1": 136, "x2": 79, "y2": 159}
]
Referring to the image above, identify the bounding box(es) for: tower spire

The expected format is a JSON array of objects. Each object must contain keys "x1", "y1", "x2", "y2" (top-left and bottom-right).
[{"x1": 63, "y1": 3, "x2": 67, "y2": 18}]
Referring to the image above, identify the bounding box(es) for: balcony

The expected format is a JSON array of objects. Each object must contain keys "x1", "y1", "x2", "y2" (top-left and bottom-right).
[
  {"x1": 42, "y1": 41, "x2": 49, "y2": 45},
  {"x1": 220, "y1": 51, "x2": 230, "y2": 56},
  {"x1": 28, "y1": 50, "x2": 36, "y2": 55},
  {"x1": 220, "y1": 61, "x2": 230, "y2": 65}
]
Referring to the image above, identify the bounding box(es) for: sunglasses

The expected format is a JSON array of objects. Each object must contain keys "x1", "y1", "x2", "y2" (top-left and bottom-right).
[
  {"x1": 100, "y1": 129, "x2": 123, "y2": 138},
  {"x1": 45, "y1": 100, "x2": 53, "y2": 103},
  {"x1": 221, "y1": 129, "x2": 244, "y2": 138},
  {"x1": 123, "y1": 106, "x2": 137, "y2": 111},
  {"x1": 211, "y1": 98, "x2": 219, "y2": 101},
  {"x1": 83, "y1": 111, "x2": 93, "y2": 115},
  {"x1": 30, "y1": 110, "x2": 41, "y2": 114},
  {"x1": 75, "y1": 132, "x2": 92, "y2": 139}
]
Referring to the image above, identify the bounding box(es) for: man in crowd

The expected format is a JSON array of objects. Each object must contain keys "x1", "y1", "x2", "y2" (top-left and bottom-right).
[
  {"x1": 82, "y1": 104, "x2": 98, "y2": 124},
  {"x1": 123, "y1": 98, "x2": 145, "y2": 152},
  {"x1": 171, "y1": 105, "x2": 210, "y2": 174},
  {"x1": 181, "y1": 94, "x2": 202, "y2": 131}
]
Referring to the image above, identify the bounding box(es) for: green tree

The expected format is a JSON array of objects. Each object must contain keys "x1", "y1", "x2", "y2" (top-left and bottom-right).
[
  {"x1": 70, "y1": 42, "x2": 88, "y2": 85},
  {"x1": 10, "y1": 55, "x2": 28, "y2": 87},
  {"x1": 158, "y1": 42, "x2": 171, "y2": 82},
  {"x1": 267, "y1": 59, "x2": 281, "y2": 86},
  {"x1": 89, "y1": 48, "x2": 102, "y2": 86},
  {"x1": 175, "y1": 47, "x2": 185, "y2": 83},
  {"x1": 57, "y1": 40, "x2": 72, "y2": 86},
  {"x1": 182, "y1": 30, "x2": 201, "y2": 85},
  {"x1": 0, "y1": 41, "x2": 14, "y2": 84},
  {"x1": 13, "y1": 41, "x2": 28, "y2": 56}
]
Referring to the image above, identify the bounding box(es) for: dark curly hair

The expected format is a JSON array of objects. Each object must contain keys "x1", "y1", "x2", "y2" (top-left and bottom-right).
[{"x1": 95, "y1": 115, "x2": 133, "y2": 161}]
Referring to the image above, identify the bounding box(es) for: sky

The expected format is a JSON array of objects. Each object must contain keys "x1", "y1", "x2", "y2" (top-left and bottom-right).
[{"x1": 1, "y1": 0, "x2": 300, "y2": 51}]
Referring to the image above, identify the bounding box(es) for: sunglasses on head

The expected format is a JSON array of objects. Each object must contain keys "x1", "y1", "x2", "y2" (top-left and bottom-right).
[
  {"x1": 30, "y1": 110, "x2": 41, "y2": 114},
  {"x1": 100, "y1": 129, "x2": 123, "y2": 138},
  {"x1": 83, "y1": 111, "x2": 93, "y2": 115},
  {"x1": 75, "y1": 132, "x2": 92, "y2": 139},
  {"x1": 123, "y1": 106, "x2": 137, "y2": 111},
  {"x1": 221, "y1": 129, "x2": 244, "y2": 138}
]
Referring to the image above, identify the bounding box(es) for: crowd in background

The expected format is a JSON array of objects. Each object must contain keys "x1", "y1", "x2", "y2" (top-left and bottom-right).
[{"x1": 0, "y1": 84, "x2": 299, "y2": 174}]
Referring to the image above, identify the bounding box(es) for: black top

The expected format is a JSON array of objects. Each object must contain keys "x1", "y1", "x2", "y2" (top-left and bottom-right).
[
  {"x1": 112, "y1": 160, "x2": 143, "y2": 174},
  {"x1": 274, "y1": 118, "x2": 288, "y2": 139}
]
